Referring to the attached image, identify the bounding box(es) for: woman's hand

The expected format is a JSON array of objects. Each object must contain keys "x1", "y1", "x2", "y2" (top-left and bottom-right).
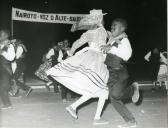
[
  {"x1": 100, "y1": 45, "x2": 111, "y2": 53},
  {"x1": 67, "y1": 49, "x2": 74, "y2": 56},
  {"x1": 114, "y1": 39, "x2": 121, "y2": 44},
  {"x1": 71, "y1": 22, "x2": 79, "y2": 32}
]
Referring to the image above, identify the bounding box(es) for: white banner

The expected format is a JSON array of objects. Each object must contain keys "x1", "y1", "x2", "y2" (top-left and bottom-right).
[{"x1": 12, "y1": 7, "x2": 85, "y2": 24}]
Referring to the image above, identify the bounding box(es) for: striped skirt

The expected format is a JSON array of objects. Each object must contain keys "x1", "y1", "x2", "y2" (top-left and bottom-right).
[{"x1": 46, "y1": 49, "x2": 109, "y2": 99}]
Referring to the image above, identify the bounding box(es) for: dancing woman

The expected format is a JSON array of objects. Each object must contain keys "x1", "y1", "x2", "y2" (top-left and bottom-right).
[{"x1": 46, "y1": 9, "x2": 109, "y2": 122}]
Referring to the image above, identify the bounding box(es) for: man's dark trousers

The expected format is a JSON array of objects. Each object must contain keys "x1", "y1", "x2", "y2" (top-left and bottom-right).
[{"x1": 105, "y1": 54, "x2": 135, "y2": 123}]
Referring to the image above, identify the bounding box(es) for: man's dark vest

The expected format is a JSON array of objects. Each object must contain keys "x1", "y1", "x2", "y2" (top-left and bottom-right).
[
  {"x1": 51, "y1": 48, "x2": 59, "y2": 66},
  {"x1": 13, "y1": 43, "x2": 26, "y2": 59},
  {"x1": 62, "y1": 49, "x2": 68, "y2": 60}
]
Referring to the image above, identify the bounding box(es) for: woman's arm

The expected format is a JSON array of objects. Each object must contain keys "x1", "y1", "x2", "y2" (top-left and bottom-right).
[{"x1": 68, "y1": 32, "x2": 89, "y2": 56}]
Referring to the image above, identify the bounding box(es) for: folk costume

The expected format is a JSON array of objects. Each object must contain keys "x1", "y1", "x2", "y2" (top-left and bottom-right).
[
  {"x1": 46, "y1": 9, "x2": 109, "y2": 120},
  {"x1": 0, "y1": 40, "x2": 15, "y2": 107}
]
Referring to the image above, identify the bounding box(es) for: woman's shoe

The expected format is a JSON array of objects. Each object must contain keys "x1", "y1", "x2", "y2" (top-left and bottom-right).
[
  {"x1": 93, "y1": 119, "x2": 109, "y2": 125},
  {"x1": 66, "y1": 106, "x2": 78, "y2": 119},
  {"x1": 118, "y1": 121, "x2": 137, "y2": 128}
]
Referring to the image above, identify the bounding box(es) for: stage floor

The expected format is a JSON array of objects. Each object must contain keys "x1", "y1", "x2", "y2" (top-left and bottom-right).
[{"x1": 0, "y1": 82, "x2": 167, "y2": 128}]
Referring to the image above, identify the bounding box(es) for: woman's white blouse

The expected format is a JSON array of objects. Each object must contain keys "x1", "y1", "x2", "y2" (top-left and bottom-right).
[{"x1": 71, "y1": 26, "x2": 107, "y2": 52}]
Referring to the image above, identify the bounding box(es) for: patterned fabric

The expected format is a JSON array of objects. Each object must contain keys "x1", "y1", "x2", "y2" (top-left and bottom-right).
[{"x1": 35, "y1": 60, "x2": 52, "y2": 82}]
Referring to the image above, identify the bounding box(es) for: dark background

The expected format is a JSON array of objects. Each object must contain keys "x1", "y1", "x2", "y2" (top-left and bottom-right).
[{"x1": 0, "y1": 0, "x2": 167, "y2": 81}]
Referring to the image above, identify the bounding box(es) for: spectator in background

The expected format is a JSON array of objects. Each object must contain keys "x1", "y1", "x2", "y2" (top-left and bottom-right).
[
  {"x1": 35, "y1": 42, "x2": 61, "y2": 93},
  {"x1": 144, "y1": 47, "x2": 164, "y2": 89},
  {"x1": 59, "y1": 39, "x2": 78, "y2": 102},
  {"x1": 11, "y1": 39, "x2": 32, "y2": 97},
  {"x1": 0, "y1": 29, "x2": 15, "y2": 109},
  {"x1": 157, "y1": 52, "x2": 167, "y2": 89}
]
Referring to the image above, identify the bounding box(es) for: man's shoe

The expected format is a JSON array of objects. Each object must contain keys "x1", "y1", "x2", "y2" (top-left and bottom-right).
[
  {"x1": 66, "y1": 106, "x2": 78, "y2": 119},
  {"x1": 25, "y1": 88, "x2": 33, "y2": 97},
  {"x1": 46, "y1": 81, "x2": 53, "y2": 86},
  {"x1": 1, "y1": 105, "x2": 12, "y2": 110},
  {"x1": 9, "y1": 91, "x2": 15, "y2": 96},
  {"x1": 11, "y1": 94, "x2": 22, "y2": 99},
  {"x1": 132, "y1": 82, "x2": 140, "y2": 103},
  {"x1": 62, "y1": 99, "x2": 67, "y2": 103},
  {"x1": 118, "y1": 121, "x2": 137, "y2": 128},
  {"x1": 93, "y1": 119, "x2": 109, "y2": 125}
]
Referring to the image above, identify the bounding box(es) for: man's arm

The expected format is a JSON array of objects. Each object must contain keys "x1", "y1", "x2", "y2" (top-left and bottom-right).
[
  {"x1": 160, "y1": 53, "x2": 167, "y2": 64},
  {"x1": 144, "y1": 52, "x2": 151, "y2": 61},
  {"x1": 46, "y1": 48, "x2": 54, "y2": 59},
  {"x1": 57, "y1": 50, "x2": 63, "y2": 62},
  {"x1": 16, "y1": 46, "x2": 23, "y2": 59}
]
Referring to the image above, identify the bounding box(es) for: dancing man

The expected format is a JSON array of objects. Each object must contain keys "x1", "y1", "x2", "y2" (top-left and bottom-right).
[
  {"x1": 101, "y1": 18, "x2": 140, "y2": 128},
  {"x1": 0, "y1": 30, "x2": 15, "y2": 109},
  {"x1": 11, "y1": 39, "x2": 32, "y2": 97}
]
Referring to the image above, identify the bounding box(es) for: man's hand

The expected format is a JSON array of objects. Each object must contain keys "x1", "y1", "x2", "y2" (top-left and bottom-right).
[
  {"x1": 114, "y1": 39, "x2": 121, "y2": 44},
  {"x1": 100, "y1": 45, "x2": 112, "y2": 53}
]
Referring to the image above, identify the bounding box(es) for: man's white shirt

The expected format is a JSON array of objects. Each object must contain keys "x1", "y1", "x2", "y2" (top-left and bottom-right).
[
  {"x1": 11, "y1": 45, "x2": 24, "y2": 73},
  {"x1": 108, "y1": 38, "x2": 132, "y2": 61},
  {"x1": 45, "y1": 48, "x2": 63, "y2": 62}
]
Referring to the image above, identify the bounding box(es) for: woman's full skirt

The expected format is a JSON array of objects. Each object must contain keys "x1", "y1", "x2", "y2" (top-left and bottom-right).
[{"x1": 46, "y1": 50, "x2": 109, "y2": 99}]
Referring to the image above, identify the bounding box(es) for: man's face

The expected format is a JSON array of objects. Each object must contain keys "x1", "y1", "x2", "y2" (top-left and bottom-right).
[
  {"x1": 111, "y1": 21, "x2": 124, "y2": 37},
  {"x1": 64, "y1": 40, "x2": 69, "y2": 48},
  {"x1": 58, "y1": 42, "x2": 64, "y2": 48},
  {"x1": 0, "y1": 32, "x2": 9, "y2": 42},
  {"x1": 53, "y1": 45, "x2": 57, "y2": 49}
]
